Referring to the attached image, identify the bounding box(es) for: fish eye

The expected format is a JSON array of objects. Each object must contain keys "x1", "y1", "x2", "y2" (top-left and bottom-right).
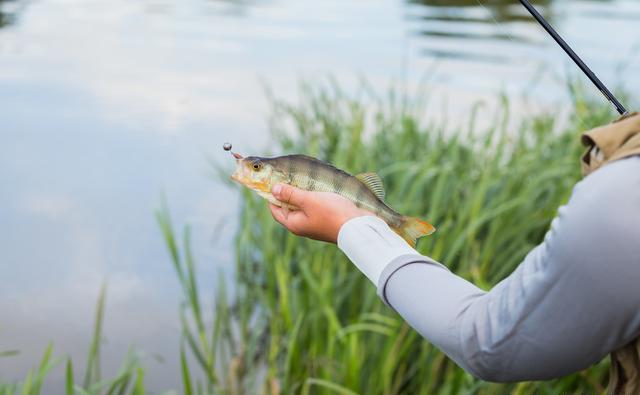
[{"x1": 252, "y1": 162, "x2": 262, "y2": 170}]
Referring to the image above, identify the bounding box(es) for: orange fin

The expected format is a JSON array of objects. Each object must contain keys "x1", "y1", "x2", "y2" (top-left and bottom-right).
[{"x1": 396, "y1": 217, "x2": 436, "y2": 247}]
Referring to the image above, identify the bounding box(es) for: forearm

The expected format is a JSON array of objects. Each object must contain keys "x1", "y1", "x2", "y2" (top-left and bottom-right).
[
  {"x1": 338, "y1": 216, "x2": 578, "y2": 381},
  {"x1": 377, "y1": 248, "x2": 569, "y2": 382},
  {"x1": 380, "y1": 255, "x2": 488, "y2": 377},
  {"x1": 338, "y1": 216, "x2": 490, "y2": 378},
  {"x1": 338, "y1": 155, "x2": 640, "y2": 384}
]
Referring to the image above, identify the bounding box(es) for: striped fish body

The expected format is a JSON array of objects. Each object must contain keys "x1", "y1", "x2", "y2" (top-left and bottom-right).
[{"x1": 231, "y1": 154, "x2": 435, "y2": 246}]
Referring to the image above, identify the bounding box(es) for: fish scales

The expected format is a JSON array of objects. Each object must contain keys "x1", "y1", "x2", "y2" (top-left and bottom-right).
[
  {"x1": 230, "y1": 153, "x2": 435, "y2": 246},
  {"x1": 276, "y1": 156, "x2": 394, "y2": 226},
  {"x1": 278, "y1": 156, "x2": 400, "y2": 226}
]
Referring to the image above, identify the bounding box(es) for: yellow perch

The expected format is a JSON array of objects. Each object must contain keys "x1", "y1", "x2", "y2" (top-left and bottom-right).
[{"x1": 228, "y1": 146, "x2": 435, "y2": 247}]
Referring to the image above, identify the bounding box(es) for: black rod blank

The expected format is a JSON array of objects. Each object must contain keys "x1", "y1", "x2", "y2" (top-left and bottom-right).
[{"x1": 519, "y1": 0, "x2": 628, "y2": 115}]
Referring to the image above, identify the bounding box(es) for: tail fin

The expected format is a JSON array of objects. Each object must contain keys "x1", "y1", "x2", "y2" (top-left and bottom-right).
[{"x1": 396, "y1": 217, "x2": 436, "y2": 248}]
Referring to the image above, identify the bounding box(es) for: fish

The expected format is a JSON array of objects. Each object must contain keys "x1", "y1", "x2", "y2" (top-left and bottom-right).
[{"x1": 229, "y1": 150, "x2": 436, "y2": 247}]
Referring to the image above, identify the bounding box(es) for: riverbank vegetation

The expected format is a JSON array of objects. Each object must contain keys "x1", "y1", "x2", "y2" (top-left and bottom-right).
[{"x1": 1, "y1": 82, "x2": 622, "y2": 394}]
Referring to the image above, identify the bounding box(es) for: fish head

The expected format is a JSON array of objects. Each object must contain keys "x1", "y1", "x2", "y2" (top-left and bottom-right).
[{"x1": 231, "y1": 156, "x2": 275, "y2": 193}]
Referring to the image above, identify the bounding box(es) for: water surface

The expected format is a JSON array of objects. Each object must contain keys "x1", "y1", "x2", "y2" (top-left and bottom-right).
[{"x1": 0, "y1": 0, "x2": 638, "y2": 390}]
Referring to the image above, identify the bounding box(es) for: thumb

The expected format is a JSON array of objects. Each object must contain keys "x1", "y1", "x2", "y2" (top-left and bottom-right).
[{"x1": 272, "y1": 183, "x2": 309, "y2": 208}]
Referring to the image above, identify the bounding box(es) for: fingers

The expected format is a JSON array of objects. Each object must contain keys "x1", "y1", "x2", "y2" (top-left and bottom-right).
[
  {"x1": 272, "y1": 183, "x2": 310, "y2": 209},
  {"x1": 269, "y1": 204, "x2": 288, "y2": 225},
  {"x1": 269, "y1": 204, "x2": 305, "y2": 235}
]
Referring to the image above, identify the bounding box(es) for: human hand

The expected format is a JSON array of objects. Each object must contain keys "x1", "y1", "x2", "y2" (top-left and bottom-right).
[{"x1": 268, "y1": 183, "x2": 373, "y2": 243}]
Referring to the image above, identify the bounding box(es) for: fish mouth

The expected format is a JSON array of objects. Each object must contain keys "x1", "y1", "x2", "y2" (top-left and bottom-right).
[
  {"x1": 230, "y1": 173, "x2": 270, "y2": 192},
  {"x1": 245, "y1": 180, "x2": 271, "y2": 192}
]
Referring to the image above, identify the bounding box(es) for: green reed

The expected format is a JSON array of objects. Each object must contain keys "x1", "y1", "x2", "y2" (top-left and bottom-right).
[
  {"x1": 199, "y1": 81, "x2": 617, "y2": 394},
  {"x1": 1, "y1": 80, "x2": 626, "y2": 394},
  {"x1": 0, "y1": 285, "x2": 146, "y2": 395}
]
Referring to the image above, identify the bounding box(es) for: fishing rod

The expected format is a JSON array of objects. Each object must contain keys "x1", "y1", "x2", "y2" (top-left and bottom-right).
[{"x1": 518, "y1": 0, "x2": 628, "y2": 116}]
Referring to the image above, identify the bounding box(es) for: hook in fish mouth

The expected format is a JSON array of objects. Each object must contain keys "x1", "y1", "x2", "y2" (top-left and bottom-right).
[{"x1": 223, "y1": 142, "x2": 243, "y2": 159}]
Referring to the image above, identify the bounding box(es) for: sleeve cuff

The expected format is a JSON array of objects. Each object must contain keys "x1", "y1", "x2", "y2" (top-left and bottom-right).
[{"x1": 337, "y1": 215, "x2": 421, "y2": 285}]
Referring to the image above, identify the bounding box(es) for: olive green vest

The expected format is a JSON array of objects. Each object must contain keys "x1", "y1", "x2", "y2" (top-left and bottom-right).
[{"x1": 581, "y1": 112, "x2": 640, "y2": 395}]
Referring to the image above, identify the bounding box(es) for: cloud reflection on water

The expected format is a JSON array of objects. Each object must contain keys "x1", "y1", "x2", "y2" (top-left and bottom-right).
[{"x1": 0, "y1": 0, "x2": 638, "y2": 391}]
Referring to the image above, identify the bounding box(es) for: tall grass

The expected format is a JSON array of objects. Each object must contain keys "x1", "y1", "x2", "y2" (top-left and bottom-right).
[
  {"x1": 1, "y1": 81, "x2": 624, "y2": 394},
  {"x1": 158, "y1": 81, "x2": 620, "y2": 394},
  {"x1": 0, "y1": 285, "x2": 147, "y2": 395}
]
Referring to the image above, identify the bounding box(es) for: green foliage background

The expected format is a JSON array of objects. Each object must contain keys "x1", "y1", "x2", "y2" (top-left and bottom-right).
[
  {"x1": 219, "y1": 83, "x2": 613, "y2": 394},
  {"x1": 1, "y1": 82, "x2": 622, "y2": 394}
]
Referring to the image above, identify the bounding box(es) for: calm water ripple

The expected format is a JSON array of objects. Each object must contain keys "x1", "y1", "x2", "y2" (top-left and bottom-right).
[{"x1": 0, "y1": 0, "x2": 638, "y2": 390}]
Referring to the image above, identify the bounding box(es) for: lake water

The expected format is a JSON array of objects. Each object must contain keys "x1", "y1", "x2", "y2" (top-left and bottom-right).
[{"x1": 1, "y1": 0, "x2": 639, "y2": 391}]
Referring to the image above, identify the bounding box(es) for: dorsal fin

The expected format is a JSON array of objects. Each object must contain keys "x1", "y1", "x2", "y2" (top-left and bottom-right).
[{"x1": 355, "y1": 172, "x2": 385, "y2": 200}]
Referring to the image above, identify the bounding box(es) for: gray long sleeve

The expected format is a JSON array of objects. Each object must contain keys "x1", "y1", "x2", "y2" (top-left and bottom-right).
[{"x1": 337, "y1": 156, "x2": 640, "y2": 382}]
